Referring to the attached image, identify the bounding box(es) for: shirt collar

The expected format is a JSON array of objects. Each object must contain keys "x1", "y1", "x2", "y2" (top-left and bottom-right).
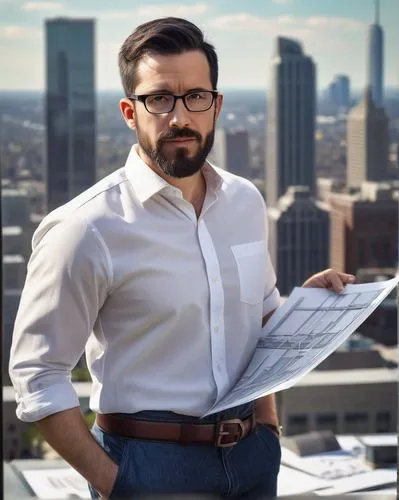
[
  {"x1": 125, "y1": 143, "x2": 224, "y2": 203},
  {"x1": 202, "y1": 160, "x2": 224, "y2": 193}
]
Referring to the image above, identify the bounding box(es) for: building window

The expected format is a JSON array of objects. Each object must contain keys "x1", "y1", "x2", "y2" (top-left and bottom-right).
[
  {"x1": 376, "y1": 412, "x2": 391, "y2": 433},
  {"x1": 345, "y1": 412, "x2": 367, "y2": 422},
  {"x1": 316, "y1": 413, "x2": 338, "y2": 433},
  {"x1": 345, "y1": 412, "x2": 369, "y2": 433},
  {"x1": 288, "y1": 414, "x2": 308, "y2": 435}
]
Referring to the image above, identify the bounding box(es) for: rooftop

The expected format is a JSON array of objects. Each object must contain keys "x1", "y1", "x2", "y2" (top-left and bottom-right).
[{"x1": 4, "y1": 431, "x2": 397, "y2": 498}]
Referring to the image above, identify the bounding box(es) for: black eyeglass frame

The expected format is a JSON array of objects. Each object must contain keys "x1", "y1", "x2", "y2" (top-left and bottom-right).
[{"x1": 128, "y1": 90, "x2": 219, "y2": 114}]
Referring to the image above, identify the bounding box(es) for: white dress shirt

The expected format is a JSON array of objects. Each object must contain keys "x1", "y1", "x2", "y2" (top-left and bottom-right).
[{"x1": 9, "y1": 145, "x2": 281, "y2": 422}]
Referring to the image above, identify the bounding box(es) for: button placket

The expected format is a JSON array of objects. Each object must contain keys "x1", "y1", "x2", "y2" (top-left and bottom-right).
[{"x1": 197, "y1": 219, "x2": 228, "y2": 392}]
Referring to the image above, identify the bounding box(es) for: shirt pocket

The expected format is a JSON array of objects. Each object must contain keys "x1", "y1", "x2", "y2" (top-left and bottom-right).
[{"x1": 231, "y1": 240, "x2": 266, "y2": 305}]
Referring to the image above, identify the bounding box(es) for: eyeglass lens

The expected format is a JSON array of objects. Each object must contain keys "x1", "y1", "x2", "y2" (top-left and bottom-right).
[{"x1": 145, "y1": 91, "x2": 214, "y2": 113}]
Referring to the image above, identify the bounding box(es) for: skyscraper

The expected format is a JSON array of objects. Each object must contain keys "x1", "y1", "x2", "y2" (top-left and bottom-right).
[
  {"x1": 265, "y1": 37, "x2": 316, "y2": 207},
  {"x1": 330, "y1": 182, "x2": 398, "y2": 275},
  {"x1": 368, "y1": 0, "x2": 384, "y2": 107},
  {"x1": 45, "y1": 18, "x2": 96, "y2": 212},
  {"x1": 335, "y1": 75, "x2": 350, "y2": 110},
  {"x1": 268, "y1": 186, "x2": 329, "y2": 295},
  {"x1": 328, "y1": 75, "x2": 350, "y2": 112},
  {"x1": 346, "y1": 86, "x2": 389, "y2": 188},
  {"x1": 212, "y1": 128, "x2": 251, "y2": 178}
]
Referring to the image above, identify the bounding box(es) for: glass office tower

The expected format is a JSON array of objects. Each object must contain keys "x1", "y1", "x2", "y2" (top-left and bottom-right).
[
  {"x1": 45, "y1": 18, "x2": 95, "y2": 212},
  {"x1": 265, "y1": 37, "x2": 316, "y2": 208}
]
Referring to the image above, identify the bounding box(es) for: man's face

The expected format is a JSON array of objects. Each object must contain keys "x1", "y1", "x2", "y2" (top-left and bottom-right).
[{"x1": 120, "y1": 50, "x2": 223, "y2": 178}]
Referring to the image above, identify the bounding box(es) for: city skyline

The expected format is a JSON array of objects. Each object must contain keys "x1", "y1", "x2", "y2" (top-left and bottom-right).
[{"x1": 0, "y1": 0, "x2": 398, "y2": 91}]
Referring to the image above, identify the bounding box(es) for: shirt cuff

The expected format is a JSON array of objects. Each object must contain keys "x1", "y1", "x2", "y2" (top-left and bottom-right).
[
  {"x1": 15, "y1": 381, "x2": 80, "y2": 423},
  {"x1": 262, "y1": 287, "x2": 281, "y2": 318}
]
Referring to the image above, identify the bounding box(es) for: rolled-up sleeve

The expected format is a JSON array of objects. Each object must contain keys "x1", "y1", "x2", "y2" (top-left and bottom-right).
[{"x1": 9, "y1": 216, "x2": 111, "y2": 422}]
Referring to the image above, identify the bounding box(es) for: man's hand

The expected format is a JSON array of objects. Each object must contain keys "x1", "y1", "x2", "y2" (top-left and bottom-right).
[
  {"x1": 36, "y1": 408, "x2": 118, "y2": 500},
  {"x1": 302, "y1": 268, "x2": 356, "y2": 293}
]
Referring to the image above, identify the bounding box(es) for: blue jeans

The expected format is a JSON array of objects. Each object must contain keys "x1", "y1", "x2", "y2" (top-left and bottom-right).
[{"x1": 89, "y1": 402, "x2": 281, "y2": 499}]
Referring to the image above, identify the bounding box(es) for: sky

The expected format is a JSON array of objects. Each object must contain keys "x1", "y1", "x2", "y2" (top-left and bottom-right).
[{"x1": 0, "y1": 0, "x2": 398, "y2": 92}]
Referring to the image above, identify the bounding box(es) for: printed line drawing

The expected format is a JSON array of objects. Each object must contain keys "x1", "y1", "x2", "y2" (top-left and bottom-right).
[{"x1": 203, "y1": 277, "x2": 398, "y2": 416}]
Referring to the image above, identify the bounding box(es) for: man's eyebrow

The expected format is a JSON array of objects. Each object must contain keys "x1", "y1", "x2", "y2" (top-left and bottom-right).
[
  {"x1": 186, "y1": 87, "x2": 212, "y2": 93},
  {"x1": 139, "y1": 87, "x2": 212, "y2": 95},
  {"x1": 141, "y1": 88, "x2": 172, "y2": 94}
]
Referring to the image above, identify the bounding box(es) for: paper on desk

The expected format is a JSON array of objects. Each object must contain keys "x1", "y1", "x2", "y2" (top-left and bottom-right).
[
  {"x1": 277, "y1": 465, "x2": 330, "y2": 496},
  {"x1": 313, "y1": 469, "x2": 397, "y2": 496},
  {"x1": 203, "y1": 276, "x2": 399, "y2": 416},
  {"x1": 22, "y1": 468, "x2": 90, "y2": 499}
]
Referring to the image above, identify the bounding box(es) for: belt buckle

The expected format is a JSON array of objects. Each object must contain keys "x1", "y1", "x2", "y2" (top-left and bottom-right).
[{"x1": 215, "y1": 418, "x2": 245, "y2": 448}]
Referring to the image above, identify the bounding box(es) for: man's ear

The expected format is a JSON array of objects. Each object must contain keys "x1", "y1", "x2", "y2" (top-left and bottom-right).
[
  {"x1": 119, "y1": 98, "x2": 137, "y2": 130},
  {"x1": 215, "y1": 92, "x2": 223, "y2": 120}
]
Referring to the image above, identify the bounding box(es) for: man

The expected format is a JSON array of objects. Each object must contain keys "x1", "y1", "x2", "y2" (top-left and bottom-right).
[{"x1": 9, "y1": 17, "x2": 355, "y2": 499}]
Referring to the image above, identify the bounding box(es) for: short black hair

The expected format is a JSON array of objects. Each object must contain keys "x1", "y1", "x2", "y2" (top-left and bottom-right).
[{"x1": 118, "y1": 17, "x2": 218, "y2": 95}]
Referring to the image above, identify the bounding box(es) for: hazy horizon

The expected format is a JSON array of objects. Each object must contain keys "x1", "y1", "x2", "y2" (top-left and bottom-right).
[
  {"x1": 1, "y1": 87, "x2": 398, "y2": 95},
  {"x1": 1, "y1": 0, "x2": 398, "y2": 91}
]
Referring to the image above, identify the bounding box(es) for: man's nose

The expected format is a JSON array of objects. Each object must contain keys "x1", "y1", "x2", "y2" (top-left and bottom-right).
[{"x1": 168, "y1": 98, "x2": 191, "y2": 128}]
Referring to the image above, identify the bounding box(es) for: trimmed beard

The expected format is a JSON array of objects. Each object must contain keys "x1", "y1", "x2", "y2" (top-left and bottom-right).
[{"x1": 135, "y1": 121, "x2": 216, "y2": 179}]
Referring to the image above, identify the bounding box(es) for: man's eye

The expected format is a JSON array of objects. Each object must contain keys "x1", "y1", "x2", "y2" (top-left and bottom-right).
[
  {"x1": 187, "y1": 93, "x2": 204, "y2": 100},
  {"x1": 148, "y1": 95, "x2": 170, "y2": 103}
]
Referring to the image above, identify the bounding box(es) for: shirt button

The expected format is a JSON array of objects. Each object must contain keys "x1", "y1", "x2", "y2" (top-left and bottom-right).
[
  {"x1": 212, "y1": 277, "x2": 218, "y2": 283},
  {"x1": 214, "y1": 326, "x2": 219, "y2": 333}
]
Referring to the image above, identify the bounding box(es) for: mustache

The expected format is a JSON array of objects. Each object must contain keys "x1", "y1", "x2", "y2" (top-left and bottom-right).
[{"x1": 158, "y1": 128, "x2": 202, "y2": 143}]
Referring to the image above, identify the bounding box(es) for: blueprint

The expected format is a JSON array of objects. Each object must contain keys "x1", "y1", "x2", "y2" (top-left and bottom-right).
[{"x1": 203, "y1": 276, "x2": 399, "y2": 416}]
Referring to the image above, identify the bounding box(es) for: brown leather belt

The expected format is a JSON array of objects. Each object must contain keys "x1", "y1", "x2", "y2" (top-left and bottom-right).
[{"x1": 96, "y1": 413, "x2": 256, "y2": 448}]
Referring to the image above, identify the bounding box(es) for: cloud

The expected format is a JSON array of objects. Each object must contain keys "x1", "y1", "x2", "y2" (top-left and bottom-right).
[
  {"x1": 136, "y1": 3, "x2": 209, "y2": 18},
  {"x1": 306, "y1": 16, "x2": 363, "y2": 30},
  {"x1": 206, "y1": 12, "x2": 365, "y2": 56},
  {"x1": 209, "y1": 14, "x2": 273, "y2": 31},
  {"x1": 208, "y1": 13, "x2": 364, "y2": 33},
  {"x1": 272, "y1": 0, "x2": 292, "y2": 4},
  {"x1": 0, "y1": 25, "x2": 41, "y2": 39},
  {"x1": 81, "y1": 3, "x2": 210, "y2": 21},
  {"x1": 276, "y1": 15, "x2": 297, "y2": 25},
  {"x1": 21, "y1": 1, "x2": 63, "y2": 10}
]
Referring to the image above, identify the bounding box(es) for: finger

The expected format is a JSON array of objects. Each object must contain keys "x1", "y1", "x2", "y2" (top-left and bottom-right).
[
  {"x1": 337, "y1": 272, "x2": 356, "y2": 284},
  {"x1": 328, "y1": 271, "x2": 345, "y2": 293}
]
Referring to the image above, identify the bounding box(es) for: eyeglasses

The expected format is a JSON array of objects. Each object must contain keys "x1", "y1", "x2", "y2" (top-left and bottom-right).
[{"x1": 128, "y1": 90, "x2": 218, "y2": 115}]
